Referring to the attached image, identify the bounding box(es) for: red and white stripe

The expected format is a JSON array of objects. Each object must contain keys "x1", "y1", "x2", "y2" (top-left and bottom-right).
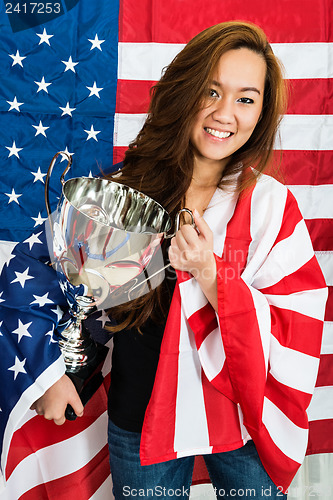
[{"x1": 0, "y1": 344, "x2": 113, "y2": 500}]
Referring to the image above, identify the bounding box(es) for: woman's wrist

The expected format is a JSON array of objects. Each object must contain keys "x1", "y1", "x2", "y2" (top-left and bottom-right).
[{"x1": 192, "y1": 253, "x2": 218, "y2": 311}]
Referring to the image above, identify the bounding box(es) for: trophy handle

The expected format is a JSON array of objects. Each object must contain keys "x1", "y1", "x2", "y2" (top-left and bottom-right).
[
  {"x1": 44, "y1": 151, "x2": 73, "y2": 224},
  {"x1": 164, "y1": 208, "x2": 195, "y2": 239}
]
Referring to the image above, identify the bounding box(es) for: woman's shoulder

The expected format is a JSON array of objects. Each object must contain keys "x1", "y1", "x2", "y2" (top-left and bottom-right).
[
  {"x1": 255, "y1": 171, "x2": 287, "y2": 191},
  {"x1": 252, "y1": 172, "x2": 303, "y2": 221},
  {"x1": 253, "y1": 172, "x2": 295, "y2": 202}
]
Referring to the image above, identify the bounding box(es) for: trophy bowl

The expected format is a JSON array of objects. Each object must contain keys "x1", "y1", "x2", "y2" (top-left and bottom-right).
[
  {"x1": 45, "y1": 152, "x2": 192, "y2": 418},
  {"x1": 52, "y1": 174, "x2": 172, "y2": 309}
]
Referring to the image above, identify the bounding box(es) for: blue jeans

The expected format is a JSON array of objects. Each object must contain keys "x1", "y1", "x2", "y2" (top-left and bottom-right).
[{"x1": 108, "y1": 419, "x2": 287, "y2": 499}]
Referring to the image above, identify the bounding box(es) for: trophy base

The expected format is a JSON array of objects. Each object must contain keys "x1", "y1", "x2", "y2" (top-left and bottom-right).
[{"x1": 65, "y1": 341, "x2": 109, "y2": 420}]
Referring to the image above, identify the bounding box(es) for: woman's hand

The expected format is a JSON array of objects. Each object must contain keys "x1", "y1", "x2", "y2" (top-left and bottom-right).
[
  {"x1": 30, "y1": 374, "x2": 84, "y2": 425},
  {"x1": 169, "y1": 209, "x2": 218, "y2": 310}
]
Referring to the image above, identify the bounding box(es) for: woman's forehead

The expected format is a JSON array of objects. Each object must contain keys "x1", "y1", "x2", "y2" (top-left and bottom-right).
[{"x1": 211, "y1": 49, "x2": 266, "y2": 91}]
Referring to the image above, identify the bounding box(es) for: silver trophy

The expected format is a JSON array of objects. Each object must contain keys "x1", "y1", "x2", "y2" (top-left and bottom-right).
[{"x1": 45, "y1": 152, "x2": 193, "y2": 418}]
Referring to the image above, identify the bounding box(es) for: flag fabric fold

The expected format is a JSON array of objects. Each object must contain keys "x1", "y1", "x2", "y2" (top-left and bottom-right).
[
  {"x1": 0, "y1": 222, "x2": 113, "y2": 498},
  {"x1": 0, "y1": 224, "x2": 66, "y2": 480}
]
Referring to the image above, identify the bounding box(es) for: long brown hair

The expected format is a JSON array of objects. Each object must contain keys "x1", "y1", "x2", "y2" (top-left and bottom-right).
[{"x1": 105, "y1": 21, "x2": 288, "y2": 332}]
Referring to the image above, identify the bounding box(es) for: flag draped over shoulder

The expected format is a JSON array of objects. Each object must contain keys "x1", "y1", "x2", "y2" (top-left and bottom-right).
[
  {"x1": 0, "y1": 0, "x2": 332, "y2": 498},
  {"x1": 0, "y1": 224, "x2": 113, "y2": 498},
  {"x1": 139, "y1": 175, "x2": 327, "y2": 491}
]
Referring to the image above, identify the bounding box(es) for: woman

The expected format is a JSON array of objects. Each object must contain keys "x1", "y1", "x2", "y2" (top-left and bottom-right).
[{"x1": 1, "y1": 22, "x2": 327, "y2": 499}]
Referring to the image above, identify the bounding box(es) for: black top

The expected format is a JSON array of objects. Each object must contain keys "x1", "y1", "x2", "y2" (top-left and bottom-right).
[{"x1": 108, "y1": 273, "x2": 176, "y2": 432}]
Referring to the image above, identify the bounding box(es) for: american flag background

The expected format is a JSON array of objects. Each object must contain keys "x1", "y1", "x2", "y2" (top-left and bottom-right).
[{"x1": 0, "y1": 0, "x2": 332, "y2": 498}]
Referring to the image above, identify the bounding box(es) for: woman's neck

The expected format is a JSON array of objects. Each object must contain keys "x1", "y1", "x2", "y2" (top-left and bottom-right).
[
  {"x1": 184, "y1": 156, "x2": 227, "y2": 215},
  {"x1": 185, "y1": 181, "x2": 218, "y2": 216},
  {"x1": 191, "y1": 156, "x2": 227, "y2": 188}
]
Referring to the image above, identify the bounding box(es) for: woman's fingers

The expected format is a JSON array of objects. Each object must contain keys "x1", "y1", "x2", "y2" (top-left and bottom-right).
[
  {"x1": 68, "y1": 391, "x2": 84, "y2": 418},
  {"x1": 54, "y1": 414, "x2": 66, "y2": 426},
  {"x1": 175, "y1": 223, "x2": 198, "y2": 248},
  {"x1": 169, "y1": 209, "x2": 214, "y2": 276},
  {"x1": 192, "y1": 209, "x2": 213, "y2": 242}
]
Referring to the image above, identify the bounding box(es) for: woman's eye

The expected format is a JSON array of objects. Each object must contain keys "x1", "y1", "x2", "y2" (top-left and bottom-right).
[
  {"x1": 237, "y1": 97, "x2": 254, "y2": 104},
  {"x1": 209, "y1": 88, "x2": 219, "y2": 98}
]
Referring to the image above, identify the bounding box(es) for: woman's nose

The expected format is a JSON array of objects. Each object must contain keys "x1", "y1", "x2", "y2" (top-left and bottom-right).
[{"x1": 212, "y1": 97, "x2": 234, "y2": 123}]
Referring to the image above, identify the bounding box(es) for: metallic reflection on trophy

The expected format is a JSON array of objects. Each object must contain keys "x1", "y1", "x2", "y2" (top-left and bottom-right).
[{"x1": 45, "y1": 152, "x2": 193, "y2": 418}]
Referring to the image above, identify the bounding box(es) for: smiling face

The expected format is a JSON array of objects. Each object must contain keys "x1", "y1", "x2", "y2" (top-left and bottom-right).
[{"x1": 190, "y1": 48, "x2": 267, "y2": 177}]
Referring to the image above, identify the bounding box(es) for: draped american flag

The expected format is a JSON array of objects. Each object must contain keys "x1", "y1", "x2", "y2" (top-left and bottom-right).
[{"x1": 0, "y1": 0, "x2": 332, "y2": 498}]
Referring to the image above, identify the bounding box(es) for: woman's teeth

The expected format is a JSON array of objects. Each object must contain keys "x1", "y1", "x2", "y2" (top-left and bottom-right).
[{"x1": 205, "y1": 128, "x2": 231, "y2": 139}]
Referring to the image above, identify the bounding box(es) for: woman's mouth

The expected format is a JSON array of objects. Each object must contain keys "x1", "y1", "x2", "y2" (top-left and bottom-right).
[{"x1": 204, "y1": 127, "x2": 232, "y2": 139}]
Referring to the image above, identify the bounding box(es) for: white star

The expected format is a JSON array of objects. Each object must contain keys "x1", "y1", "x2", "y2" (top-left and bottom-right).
[
  {"x1": 60, "y1": 147, "x2": 74, "y2": 162},
  {"x1": 31, "y1": 212, "x2": 47, "y2": 226},
  {"x1": 32, "y1": 120, "x2": 49, "y2": 137},
  {"x1": 30, "y1": 292, "x2": 54, "y2": 307},
  {"x1": 12, "y1": 319, "x2": 32, "y2": 342},
  {"x1": 61, "y1": 56, "x2": 79, "y2": 73},
  {"x1": 8, "y1": 356, "x2": 27, "y2": 380},
  {"x1": 36, "y1": 28, "x2": 54, "y2": 46},
  {"x1": 45, "y1": 325, "x2": 58, "y2": 343},
  {"x1": 59, "y1": 102, "x2": 76, "y2": 117},
  {"x1": 7, "y1": 96, "x2": 24, "y2": 112},
  {"x1": 88, "y1": 171, "x2": 94, "y2": 178},
  {"x1": 31, "y1": 166, "x2": 47, "y2": 183},
  {"x1": 0, "y1": 292, "x2": 4, "y2": 304},
  {"x1": 86, "y1": 82, "x2": 103, "y2": 98},
  {"x1": 9, "y1": 50, "x2": 26, "y2": 67},
  {"x1": 24, "y1": 231, "x2": 43, "y2": 250},
  {"x1": 84, "y1": 125, "x2": 101, "y2": 142},
  {"x1": 6, "y1": 140, "x2": 23, "y2": 158},
  {"x1": 0, "y1": 320, "x2": 3, "y2": 335},
  {"x1": 11, "y1": 267, "x2": 34, "y2": 288},
  {"x1": 5, "y1": 188, "x2": 22, "y2": 205},
  {"x1": 34, "y1": 76, "x2": 52, "y2": 93},
  {"x1": 96, "y1": 310, "x2": 110, "y2": 328},
  {"x1": 59, "y1": 281, "x2": 68, "y2": 294},
  {"x1": 88, "y1": 34, "x2": 105, "y2": 51},
  {"x1": 51, "y1": 305, "x2": 63, "y2": 322}
]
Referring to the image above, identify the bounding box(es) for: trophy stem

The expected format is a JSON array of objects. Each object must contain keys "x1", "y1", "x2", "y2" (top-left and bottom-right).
[
  {"x1": 58, "y1": 319, "x2": 97, "y2": 372},
  {"x1": 57, "y1": 299, "x2": 109, "y2": 421},
  {"x1": 58, "y1": 296, "x2": 97, "y2": 372}
]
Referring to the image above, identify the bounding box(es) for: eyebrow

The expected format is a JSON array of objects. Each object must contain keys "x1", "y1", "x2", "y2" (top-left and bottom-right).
[{"x1": 211, "y1": 80, "x2": 261, "y2": 95}]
